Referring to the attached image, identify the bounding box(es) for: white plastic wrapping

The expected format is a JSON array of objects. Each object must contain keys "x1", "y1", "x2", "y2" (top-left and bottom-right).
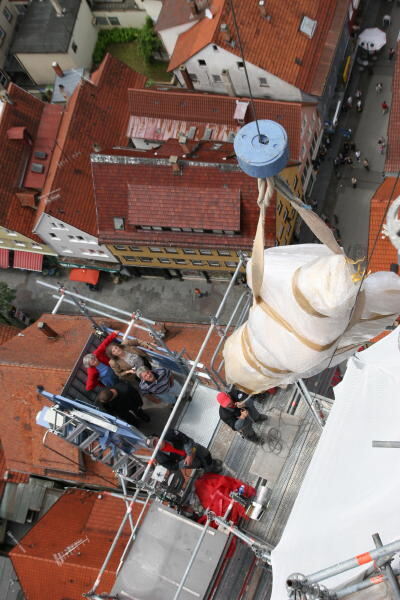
[{"x1": 223, "y1": 244, "x2": 400, "y2": 393}]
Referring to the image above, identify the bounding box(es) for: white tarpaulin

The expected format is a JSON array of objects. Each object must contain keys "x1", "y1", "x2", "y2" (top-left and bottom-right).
[{"x1": 270, "y1": 327, "x2": 400, "y2": 598}]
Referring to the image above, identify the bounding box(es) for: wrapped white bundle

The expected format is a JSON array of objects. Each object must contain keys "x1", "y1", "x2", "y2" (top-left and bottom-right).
[{"x1": 223, "y1": 245, "x2": 400, "y2": 393}]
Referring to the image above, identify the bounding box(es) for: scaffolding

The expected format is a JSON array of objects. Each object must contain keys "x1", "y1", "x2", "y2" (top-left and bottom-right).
[{"x1": 35, "y1": 252, "x2": 333, "y2": 599}]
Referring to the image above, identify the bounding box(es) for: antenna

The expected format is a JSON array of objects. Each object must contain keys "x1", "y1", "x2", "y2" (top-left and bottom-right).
[{"x1": 53, "y1": 536, "x2": 89, "y2": 566}]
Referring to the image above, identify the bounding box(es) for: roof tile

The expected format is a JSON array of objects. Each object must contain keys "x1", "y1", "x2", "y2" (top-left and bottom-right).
[
  {"x1": 168, "y1": 0, "x2": 348, "y2": 96},
  {"x1": 368, "y1": 178, "x2": 399, "y2": 272}
]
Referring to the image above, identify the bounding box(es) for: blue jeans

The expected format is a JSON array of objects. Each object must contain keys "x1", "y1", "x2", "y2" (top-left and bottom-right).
[{"x1": 156, "y1": 380, "x2": 182, "y2": 405}]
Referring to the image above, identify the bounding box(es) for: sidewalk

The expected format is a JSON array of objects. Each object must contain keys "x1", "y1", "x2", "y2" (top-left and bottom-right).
[
  {"x1": 0, "y1": 267, "x2": 247, "y2": 325},
  {"x1": 302, "y1": 0, "x2": 399, "y2": 261}
]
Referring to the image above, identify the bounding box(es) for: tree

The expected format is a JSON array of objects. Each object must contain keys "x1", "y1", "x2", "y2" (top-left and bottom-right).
[
  {"x1": 0, "y1": 281, "x2": 15, "y2": 315},
  {"x1": 136, "y1": 17, "x2": 163, "y2": 63}
]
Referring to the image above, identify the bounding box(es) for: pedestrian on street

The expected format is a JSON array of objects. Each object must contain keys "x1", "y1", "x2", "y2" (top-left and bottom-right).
[
  {"x1": 194, "y1": 287, "x2": 207, "y2": 298},
  {"x1": 383, "y1": 14, "x2": 391, "y2": 28},
  {"x1": 216, "y1": 392, "x2": 268, "y2": 444},
  {"x1": 382, "y1": 100, "x2": 389, "y2": 114},
  {"x1": 389, "y1": 47, "x2": 395, "y2": 60},
  {"x1": 356, "y1": 99, "x2": 363, "y2": 112},
  {"x1": 363, "y1": 158, "x2": 370, "y2": 171},
  {"x1": 355, "y1": 89, "x2": 362, "y2": 99},
  {"x1": 355, "y1": 150, "x2": 361, "y2": 162},
  {"x1": 376, "y1": 82, "x2": 383, "y2": 94},
  {"x1": 345, "y1": 156, "x2": 353, "y2": 166},
  {"x1": 351, "y1": 176, "x2": 358, "y2": 188},
  {"x1": 346, "y1": 96, "x2": 353, "y2": 109}
]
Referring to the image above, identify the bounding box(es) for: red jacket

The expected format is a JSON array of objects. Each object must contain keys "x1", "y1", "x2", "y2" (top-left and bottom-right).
[{"x1": 85, "y1": 331, "x2": 118, "y2": 391}]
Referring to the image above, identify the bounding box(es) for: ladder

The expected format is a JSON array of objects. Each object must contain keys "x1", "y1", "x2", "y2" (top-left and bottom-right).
[{"x1": 37, "y1": 387, "x2": 148, "y2": 481}]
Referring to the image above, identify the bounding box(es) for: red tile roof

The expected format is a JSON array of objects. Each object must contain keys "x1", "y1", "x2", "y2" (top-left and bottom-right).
[
  {"x1": 385, "y1": 41, "x2": 400, "y2": 173},
  {"x1": 168, "y1": 0, "x2": 348, "y2": 96},
  {"x1": 0, "y1": 323, "x2": 19, "y2": 345},
  {"x1": 35, "y1": 54, "x2": 146, "y2": 236},
  {"x1": 127, "y1": 183, "x2": 241, "y2": 229},
  {"x1": 10, "y1": 488, "x2": 143, "y2": 599},
  {"x1": 23, "y1": 103, "x2": 63, "y2": 190},
  {"x1": 0, "y1": 314, "x2": 118, "y2": 487},
  {"x1": 127, "y1": 88, "x2": 305, "y2": 159},
  {"x1": 0, "y1": 84, "x2": 44, "y2": 241},
  {"x1": 92, "y1": 141, "x2": 276, "y2": 248},
  {"x1": 368, "y1": 178, "x2": 399, "y2": 272}
]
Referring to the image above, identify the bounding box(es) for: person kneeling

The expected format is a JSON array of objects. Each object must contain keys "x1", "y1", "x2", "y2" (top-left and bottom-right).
[
  {"x1": 97, "y1": 380, "x2": 150, "y2": 426},
  {"x1": 146, "y1": 429, "x2": 221, "y2": 473}
]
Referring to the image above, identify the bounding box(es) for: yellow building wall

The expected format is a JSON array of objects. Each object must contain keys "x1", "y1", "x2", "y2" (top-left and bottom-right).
[
  {"x1": 275, "y1": 165, "x2": 303, "y2": 246},
  {"x1": 0, "y1": 226, "x2": 56, "y2": 255}
]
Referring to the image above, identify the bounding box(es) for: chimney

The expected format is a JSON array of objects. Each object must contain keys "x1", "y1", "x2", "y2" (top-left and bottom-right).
[
  {"x1": 50, "y1": 0, "x2": 65, "y2": 17},
  {"x1": 220, "y1": 23, "x2": 231, "y2": 43},
  {"x1": 52, "y1": 61, "x2": 64, "y2": 78},
  {"x1": 221, "y1": 69, "x2": 236, "y2": 96},
  {"x1": 37, "y1": 322, "x2": 59, "y2": 340},
  {"x1": 179, "y1": 65, "x2": 194, "y2": 90},
  {"x1": 169, "y1": 155, "x2": 180, "y2": 174},
  {"x1": 258, "y1": 0, "x2": 267, "y2": 18},
  {"x1": 179, "y1": 135, "x2": 190, "y2": 154},
  {"x1": 187, "y1": 0, "x2": 198, "y2": 16}
]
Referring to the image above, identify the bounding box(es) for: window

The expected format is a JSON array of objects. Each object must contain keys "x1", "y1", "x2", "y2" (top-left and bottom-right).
[
  {"x1": 0, "y1": 27, "x2": 5, "y2": 47},
  {"x1": 108, "y1": 17, "x2": 120, "y2": 25},
  {"x1": 166, "y1": 248, "x2": 178, "y2": 254},
  {"x1": 151, "y1": 226, "x2": 162, "y2": 231},
  {"x1": 140, "y1": 257, "x2": 153, "y2": 263},
  {"x1": 129, "y1": 246, "x2": 142, "y2": 252},
  {"x1": 31, "y1": 244, "x2": 42, "y2": 250},
  {"x1": 3, "y1": 8, "x2": 12, "y2": 23},
  {"x1": 76, "y1": 235, "x2": 85, "y2": 241},
  {"x1": 71, "y1": 42, "x2": 78, "y2": 53},
  {"x1": 199, "y1": 249, "x2": 212, "y2": 255},
  {"x1": 182, "y1": 227, "x2": 192, "y2": 232},
  {"x1": 183, "y1": 249, "x2": 196, "y2": 255},
  {"x1": 159, "y1": 258, "x2": 171, "y2": 264},
  {"x1": 224, "y1": 230, "x2": 235, "y2": 235},
  {"x1": 7, "y1": 232, "x2": 17, "y2": 236},
  {"x1": 68, "y1": 235, "x2": 76, "y2": 240},
  {"x1": 218, "y1": 249, "x2": 231, "y2": 256},
  {"x1": 293, "y1": 175, "x2": 298, "y2": 189},
  {"x1": 15, "y1": 242, "x2": 25, "y2": 247},
  {"x1": 114, "y1": 245, "x2": 126, "y2": 250},
  {"x1": 188, "y1": 73, "x2": 198, "y2": 82},
  {"x1": 113, "y1": 217, "x2": 125, "y2": 230},
  {"x1": 226, "y1": 262, "x2": 237, "y2": 268},
  {"x1": 237, "y1": 61, "x2": 244, "y2": 69},
  {"x1": 50, "y1": 233, "x2": 60, "y2": 239},
  {"x1": 123, "y1": 256, "x2": 138, "y2": 262},
  {"x1": 63, "y1": 248, "x2": 73, "y2": 253},
  {"x1": 198, "y1": 59, "x2": 207, "y2": 66},
  {"x1": 175, "y1": 259, "x2": 187, "y2": 265},
  {"x1": 139, "y1": 226, "x2": 151, "y2": 231},
  {"x1": 212, "y1": 44, "x2": 218, "y2": 51},
  {"x1": 212, "y1": 229, "x2": 223, "y2": 234},
  {"x1": 277, "y1": 224, "x2": 284, "y2": 239},
  {"x1": 259, "y1": 77, "x2": 269, "y2": 87},
  {"x1": 212, "y1": 74, "x2": 222, "y2": 83},
  {"x1": 192, "y1": 260, "x2": 206, "y2": 266},
  {"x1": 208, "y1": 261, "x2": 220, "y2": 267},
  {"x1": 171, "y1": 227, "x2": 182, "y2": 232},
  {"x1": 149, "y1": 246, "x2": 162, "y2": 252},
  {"x1": 95, "y1": 17, "x2": 108, "y2": 25},
  {"x1": 193, "y1": 228, "x2": 204, "y2": 233}
]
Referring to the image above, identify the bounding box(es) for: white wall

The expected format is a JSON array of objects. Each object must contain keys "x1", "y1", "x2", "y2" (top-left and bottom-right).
[
  {"x1": 159, "y1": 22, "x2": 196, "y2": 57},
  {"x1": 175, "y1": 44, "x2": 303, "y2": 102},
  {"x1": 34, "y1": 213, "x2": 118, "y2": 263},
  {"x1": 92, "y1": 10, "x2": 147, "y2": 29},
  {"x1": 140, "y1": 0, "x2": 163, "y2": 22},
  {"x1": 68, "y1": 0, "x2": 98, "y2": 71}
]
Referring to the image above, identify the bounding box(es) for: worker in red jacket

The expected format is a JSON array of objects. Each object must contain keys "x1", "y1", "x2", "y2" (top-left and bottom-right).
[{"x1": 83, "y1": 331, "x2": 119, "y2": 391}]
